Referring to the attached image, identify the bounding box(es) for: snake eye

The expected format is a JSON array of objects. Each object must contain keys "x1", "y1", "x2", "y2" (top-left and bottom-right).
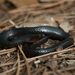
[{"x1": 7, "y1": 36, "x2": 14, "y2": 42}]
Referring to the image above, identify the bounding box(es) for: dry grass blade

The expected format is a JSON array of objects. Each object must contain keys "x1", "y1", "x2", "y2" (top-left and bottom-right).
[
  {"x1": 0, "y1": 0, "x2": 75, "y2": 75},
  {"x1": 0, "y1": 48, "x2": 16, "y2": 55},
  {"x1": 0, "y1": 60, "x2": 24, "y2": 67},
  {"x1": 18, "y1": 45, "x2": 31, "y2": 75},
  {"x1": 0, "y1": 63, "x2": 25, "y2": 75},
  {"x1": 16, "y1": 52, "x2": 20, "y2": 75}
]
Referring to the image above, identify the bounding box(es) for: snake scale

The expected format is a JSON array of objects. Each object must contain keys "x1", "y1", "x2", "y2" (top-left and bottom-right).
[{"x1": 0, "y1": 26, "x2": 74, "y2": 57}]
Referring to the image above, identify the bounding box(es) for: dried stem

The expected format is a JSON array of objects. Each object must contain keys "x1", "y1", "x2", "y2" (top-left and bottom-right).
[{"x1": 18, "y1": 45, "x2": 31, "y2": 75}]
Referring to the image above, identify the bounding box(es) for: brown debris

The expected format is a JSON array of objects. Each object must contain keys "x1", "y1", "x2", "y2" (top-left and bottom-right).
[{"x1": 0, "y1": 0, "x2": 75, "y2": 75}]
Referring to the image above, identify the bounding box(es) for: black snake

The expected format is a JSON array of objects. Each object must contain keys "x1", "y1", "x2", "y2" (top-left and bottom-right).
[{"x1": 0, "y1": 26, "x2": 74, "y2": 57}]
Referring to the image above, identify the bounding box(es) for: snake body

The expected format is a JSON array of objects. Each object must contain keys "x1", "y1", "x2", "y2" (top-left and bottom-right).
[
  {"x1": 26, "y1": 37, "x2": 73, "y2": 57},
  {"x1": 0, "y1": 26, "x2": 73, "y2": 57}
]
